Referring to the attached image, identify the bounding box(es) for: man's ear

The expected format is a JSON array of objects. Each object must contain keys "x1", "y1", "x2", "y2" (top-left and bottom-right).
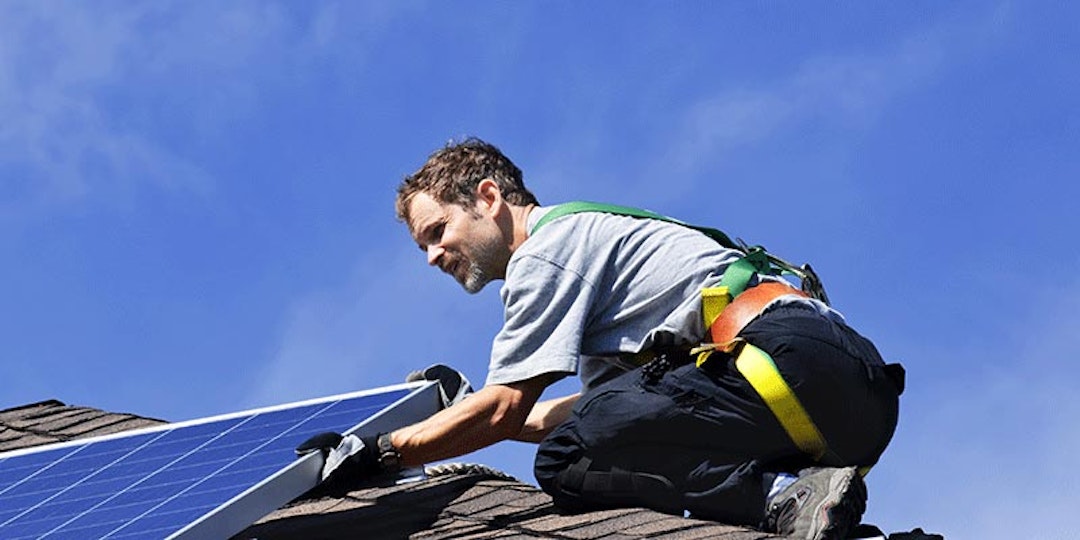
[{"x1": 475, "y1": 178, "x2": 502, "y2": 215}]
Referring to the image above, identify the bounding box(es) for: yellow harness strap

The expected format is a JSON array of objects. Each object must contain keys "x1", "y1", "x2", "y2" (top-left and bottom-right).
[
  {"x1": 696, "y1": 289, "x2": 874, "y2": 477},
  {"x1": 733, "y1": 342, "x2": 827, "y2": 461},
  {"x1": 698, "y1": 287, "x2": 827, "y2": 462}
]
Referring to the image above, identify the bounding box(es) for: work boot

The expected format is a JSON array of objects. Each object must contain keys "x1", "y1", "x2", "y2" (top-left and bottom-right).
[{"x1": 763, "y1": 466, "x2": 866, "y2": 540}]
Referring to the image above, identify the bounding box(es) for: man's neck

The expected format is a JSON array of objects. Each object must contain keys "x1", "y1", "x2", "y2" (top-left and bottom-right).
[{"x1": 507, "y1": 203, "x2": 538, "y2": 252}]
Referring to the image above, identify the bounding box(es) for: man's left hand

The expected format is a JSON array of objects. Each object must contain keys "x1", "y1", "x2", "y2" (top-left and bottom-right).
[
  {"x1": 406, "y1": 364, "x2": 474, "y2": 409},
  {"x1": 295, "y1": 432, "x2": 383, "y2": 484}
]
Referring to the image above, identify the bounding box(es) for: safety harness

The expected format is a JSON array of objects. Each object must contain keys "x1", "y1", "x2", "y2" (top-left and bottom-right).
[{"x1": 531, "y1": 201, "x2": 841, "y2": 469}]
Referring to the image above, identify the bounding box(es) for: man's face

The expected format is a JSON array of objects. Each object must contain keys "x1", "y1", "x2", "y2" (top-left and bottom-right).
[{"x1": 406, "y1": 192, "x2": 506, "y2": 294}]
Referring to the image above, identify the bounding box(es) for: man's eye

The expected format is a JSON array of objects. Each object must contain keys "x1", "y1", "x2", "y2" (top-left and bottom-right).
[{"x1": 417, "y1": 223, "x2": 446, "y2": 252}]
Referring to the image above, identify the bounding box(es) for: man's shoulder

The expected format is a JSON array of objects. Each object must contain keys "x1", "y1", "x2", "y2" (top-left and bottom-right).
[
  {"x1": 527, "y1": 204, "x2": 714, "y2": 249},
  {"x1": 527, "y1": 203, "x2": 673, "y2": 235}
]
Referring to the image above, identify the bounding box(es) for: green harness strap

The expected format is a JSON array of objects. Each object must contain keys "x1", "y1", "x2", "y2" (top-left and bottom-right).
[
  {"x1": 532, "y1": 201, "x2": 739, "y2": 249},
  {"x1": 531, "y1": 201, "x2": 802, "y2": 300}
]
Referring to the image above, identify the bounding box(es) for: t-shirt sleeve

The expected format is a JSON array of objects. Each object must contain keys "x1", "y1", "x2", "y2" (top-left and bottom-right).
[{"x1": 486, "y1": 253, "x2": 596, "y2": 386}]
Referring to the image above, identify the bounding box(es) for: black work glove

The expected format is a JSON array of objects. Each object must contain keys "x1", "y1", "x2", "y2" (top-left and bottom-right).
[
  {"x1": 295, "y1": 432, "x2": 382, "y2": 486},
  {"x1": 405, "y1": 364, "x2": 473, "y2": 409}
]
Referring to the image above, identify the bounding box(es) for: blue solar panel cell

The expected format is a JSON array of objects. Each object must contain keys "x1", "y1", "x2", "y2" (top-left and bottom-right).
[{"x1": 0, "y1": 384, "x2": 432, "y2": 539}]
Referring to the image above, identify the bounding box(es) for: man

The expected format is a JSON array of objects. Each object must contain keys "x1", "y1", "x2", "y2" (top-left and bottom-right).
[{"x1": 315, "y1": 138, "x2": 903, "y2": 540}]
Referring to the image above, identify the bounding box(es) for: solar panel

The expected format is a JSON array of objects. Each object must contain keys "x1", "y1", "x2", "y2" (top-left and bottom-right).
[{"x1": 0, "y1": 382, "x2": 438, "y2": 539}]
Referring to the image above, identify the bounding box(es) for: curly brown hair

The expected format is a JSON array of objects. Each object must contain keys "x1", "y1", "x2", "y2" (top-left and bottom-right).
[{"x1": 396, "y1": 138, "x2": 539, "y2": 222}]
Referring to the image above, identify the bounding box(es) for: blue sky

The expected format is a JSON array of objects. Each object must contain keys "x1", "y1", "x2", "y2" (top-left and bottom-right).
[{"x1": 1, "y1": 2, "x2": 1076, "y2": 537}]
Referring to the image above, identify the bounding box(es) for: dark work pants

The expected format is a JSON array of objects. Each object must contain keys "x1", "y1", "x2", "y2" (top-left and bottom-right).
[{"x1": 533, "y1": 303, "x2": 903, "y2": 526}]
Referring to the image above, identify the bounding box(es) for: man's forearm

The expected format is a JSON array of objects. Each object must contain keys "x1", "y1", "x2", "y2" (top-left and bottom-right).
[
  {"x1": 389, "y1": 376, "x2": 552, "y2": 467},
  {"x1": 514, "y1": 393, "x2": 580, "y2": 443}
]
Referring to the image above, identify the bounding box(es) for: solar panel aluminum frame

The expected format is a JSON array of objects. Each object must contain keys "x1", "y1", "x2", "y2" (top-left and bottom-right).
[
  {"x1": 175, "y1": 381, "x2": 439, "y2": 540},
  {"x1": 0, "y1": 381, "x2": 439, "y2": 540}
]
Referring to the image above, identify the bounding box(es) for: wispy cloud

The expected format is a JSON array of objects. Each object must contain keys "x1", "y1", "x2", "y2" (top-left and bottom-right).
[
  {"x1": 625, "y1": 8, "x2": 1012, "y2": 206},
  {"x1": 243, "y1": 245, "x2": 501, "y2": 409},
  {"x1": 0, "y1": 1, "x2": 420, "y2": 222},
  {"x1": 520, "y1": 21, "x2": 955, "y2": 212},
  {"x1": 652, "y1": 48, "x2": 940, "y2": 203},
  {"x1": 0, "y1": 4, "x2": 210, "y2": 220},
  {"x1": 868, "y1": 277, "x2": 1080, "y2": 538}
]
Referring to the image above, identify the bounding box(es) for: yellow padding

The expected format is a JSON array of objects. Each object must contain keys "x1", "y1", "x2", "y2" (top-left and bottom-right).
[
  {"x1": 701, "y1": 286, "x2": 731, "y2": 328},
  {"x1": 735, "y1": 343, "x2": 827, "y2": 461}
]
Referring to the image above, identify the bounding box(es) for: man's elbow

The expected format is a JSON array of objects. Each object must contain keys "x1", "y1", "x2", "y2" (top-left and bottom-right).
[
  {"x1": 486, "y1": 388, "x2": 532, "y2": 438},
  {"x1": 483, "y1": 375, "x2": 553, "y2": 439}
]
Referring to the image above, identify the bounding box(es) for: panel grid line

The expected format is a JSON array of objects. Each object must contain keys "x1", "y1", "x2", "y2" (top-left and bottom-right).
[
  {"x1": 0, "y1": 431, "x2": 172, "y2": 528},
  {"x1": 96, "y1": 399, "x2": 344, "y2": 539},
  {"x1": 34, "y1": 410, "x2": 267, "y2": 539},
  {"x1": 0, "y1": 446, "x2": 83, "y2": 500},
  {"x1": 0, "y1": 382, "x2": 433, "y2": 540}
]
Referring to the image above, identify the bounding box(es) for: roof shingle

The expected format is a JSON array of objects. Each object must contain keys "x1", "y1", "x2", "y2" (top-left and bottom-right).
[{"x1": 0, "y1": 399, "x2": 164, "y2": 452}]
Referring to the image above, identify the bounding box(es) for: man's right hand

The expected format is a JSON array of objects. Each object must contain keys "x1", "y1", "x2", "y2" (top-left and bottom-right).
[{"x1": 406, "y1": 364, "x2": 473, "y2": 409}]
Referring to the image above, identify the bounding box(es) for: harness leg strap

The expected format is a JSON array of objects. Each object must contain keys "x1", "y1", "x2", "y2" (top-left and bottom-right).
[{"x1": 734, "y1": 342, "x2": 828, "y2": 462}]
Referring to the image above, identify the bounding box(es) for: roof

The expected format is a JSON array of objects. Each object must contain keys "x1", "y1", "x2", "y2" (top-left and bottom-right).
[
  {"x1": 0, "y1": 399, "x2": 165, "y2": 450},
  {"x1": 242, "y1": 465, "x2": 779, "y2": 539},
  {"x1": 0, "y1": 399, "x2": 779, "y2": 539}
]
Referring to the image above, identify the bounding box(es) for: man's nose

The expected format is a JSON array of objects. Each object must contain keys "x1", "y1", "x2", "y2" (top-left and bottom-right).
[{"x1": 426, "y1": 244, "x2": 445, "y2": 266}]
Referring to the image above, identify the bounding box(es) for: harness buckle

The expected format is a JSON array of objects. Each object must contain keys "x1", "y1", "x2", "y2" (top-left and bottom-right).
[{"x1": 797, "y1": 263, "x2": 831, "y2": 305}]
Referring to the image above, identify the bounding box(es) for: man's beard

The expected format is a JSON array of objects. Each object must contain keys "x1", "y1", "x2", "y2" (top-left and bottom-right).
[
  {"x1": 461, "y1": 261, "x2": 490, "y2": 294},
  {"x1": 455, "y1": 239, "x2": 501, "y2": 294}
]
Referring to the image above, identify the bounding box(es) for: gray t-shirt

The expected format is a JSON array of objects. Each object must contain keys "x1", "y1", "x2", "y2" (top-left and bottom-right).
[
  {"x1": 484, "y1": 207, "x2": 723, "y2": 389},
  {"x1": 486, "y1": 206, "x2": 843, "y2": 391}
]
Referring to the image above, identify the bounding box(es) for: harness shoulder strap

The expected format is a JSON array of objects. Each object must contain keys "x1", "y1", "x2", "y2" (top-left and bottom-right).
[
  {"x1": 532, "y1": 201, "x2": 829, "y2": 303},
  {"x1": 531, "y1": 201, "x2": 738, "y2": 250}
]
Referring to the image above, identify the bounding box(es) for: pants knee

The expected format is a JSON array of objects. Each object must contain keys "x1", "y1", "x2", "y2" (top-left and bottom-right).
[
  {"x1": 538, "y1": 453, "x2": 683, "y2": 516},
  {"x1": 533, "y1": 425, "x2": 580, "y2": 497}
]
